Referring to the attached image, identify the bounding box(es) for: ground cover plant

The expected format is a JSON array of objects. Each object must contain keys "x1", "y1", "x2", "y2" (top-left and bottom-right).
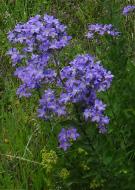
[{"x1": 0, "y1": 0, "x2": 135, "y2": 189}]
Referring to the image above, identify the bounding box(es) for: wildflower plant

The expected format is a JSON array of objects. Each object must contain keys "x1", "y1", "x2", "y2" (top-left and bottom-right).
[
  {"x1": 41, "y1": 149, "x2": 58, "y2": 173},
  {"x1": 3, "y1": 1, "x2": 135, "y2": 189},
  {"x1": 122, "y1": 5, "x2": 135, "y2": 16},
  {"x1": 7, "y1": 14, "x2": 71, "y2": 97},
  {"x1": 59, "y1": 168, "x2": 70, "y2": 180},
  {"x1": 86, "y1": 24, "x2": 120, "y2": 40},
  {"x1": 7, "y1": 14, "x2": 113, "y2": 151}
]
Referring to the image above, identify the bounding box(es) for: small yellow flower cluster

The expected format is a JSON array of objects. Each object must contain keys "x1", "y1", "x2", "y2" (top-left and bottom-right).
[
  {"x1": 59, "y1": 168, "x2": 70, "y2": 180},
  {"x1": 80, "y1": 162, "x2": 90, "y2": 171},
  {"x1": 77, "y1": 147, "x2": 88, "y2": 155},
  {"x1": 90, "y1": 178, "x2": 105, "y2": 189},
  {"x1": 41, "y1": 149, "x2": 58, "y2": 172}
]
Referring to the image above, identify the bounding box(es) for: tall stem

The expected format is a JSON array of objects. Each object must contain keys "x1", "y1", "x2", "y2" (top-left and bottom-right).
[
  {"x1": 74, "y1": 105, "x2": 95, "y2": 151},
  {"x1": 53, "y1": 54, "x2": 65, "y2": 87}
]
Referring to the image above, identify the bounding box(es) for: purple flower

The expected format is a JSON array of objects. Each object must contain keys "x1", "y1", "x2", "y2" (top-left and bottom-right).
[
  {"x1": 98, "y1": 125, "x2": 107, "y2": 134},
  {"x1": 7, "y1": 48, "x2": 25, "y2": 66},
  {"x1": 122, "y1": 5, "x2": 135, "y2": 15},
  {"x1": 7, "y1": 14, "x2": 71, "y2": 98},
  {"x1": 58, "y1": 128, "x2": 80, "y2": 151},
  {"x1": 16, "y1": 84, "x2": 32, "y2": 98},
  {"x1": 7, "y1": 14, "x2": 114, "y2": 150},
  {"x1": 58, "y1": 54, "x2": 113, "y2": 133},
  {"x1": 60, "y1": 54, "x2": 113, "y2": 133},
  {"x1": 83, "y1": 99, "x2": 109, "y2": 133},
  {"x1": 67, "y1": 128, "x2": 80, "y2": 140},
  {"x1": 94, "y1": 99, "x2": 106, "y2": 112},
  {"x1": 38, "y1": 89, "x2": 67, "y2": 119},
  {"x1": 86, "y1": 24, "x2": 120, "y2": 39},
  {"x1": 8, "y1": 13, "x2": 71, "y2": 54}
]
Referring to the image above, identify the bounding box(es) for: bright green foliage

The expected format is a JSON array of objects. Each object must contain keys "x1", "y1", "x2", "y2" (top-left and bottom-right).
[{"x1": 0, "y1": 0, "x2": 135, "y2": 189}]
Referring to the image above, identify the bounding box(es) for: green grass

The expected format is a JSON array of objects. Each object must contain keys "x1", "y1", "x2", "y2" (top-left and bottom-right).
[{"x1": 0, "y1": 0, "x2": 135, "y2": 189}]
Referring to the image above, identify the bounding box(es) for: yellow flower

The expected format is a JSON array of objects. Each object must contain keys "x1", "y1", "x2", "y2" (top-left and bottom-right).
[
  {"x1": 41, "y1": 149, "x2": 58, "y2": 172},
  {"x1": 59, "y1": 168, "x2": 70, "y2": 180},
  {"x1": 81, "y1": 163, "x2": 90, "y2": 171},
  {"x1": 90, "y1": 178, "x2": 105, "y2": 189},
  {"x1": 77, "y1": 147, "x2": 88, "y2": 155}
]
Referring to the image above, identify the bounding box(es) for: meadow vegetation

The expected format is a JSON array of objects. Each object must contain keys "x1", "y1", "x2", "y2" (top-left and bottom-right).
[{"x1": 0, "y1": 0, "x2": 135, "y2": 189}]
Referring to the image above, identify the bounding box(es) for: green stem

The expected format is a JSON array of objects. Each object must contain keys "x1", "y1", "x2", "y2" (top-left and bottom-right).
[{"x1": 0, "y1": 153, "x2": 42, "y2": 165}]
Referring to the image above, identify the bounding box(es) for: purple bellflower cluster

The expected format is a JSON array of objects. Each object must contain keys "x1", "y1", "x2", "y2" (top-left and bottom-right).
[
  {"x1": 38, "y1": 54, "x2": 113, "y2": 136},
  {"x1": 122, "y1": 5, "x2": 135, "y2": 15},
  {"x1": 8, "y1": 14, "x2": 113, "y2": 151},
  {"x1": 58, "y1": 128, "x2": 80, "y2": 151},
  {"x1": 60, "y1": 54, "x2": 113, "y2": 134},
  {"x1": 38, "y1": 89, "x2": 66, "y2": 119},
  {"x1": 7, "y1": 14, "x2": 71, "y2": 97},
  {"x1": 86, "y1": 24, "x2": 120, "y2": 39}
]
